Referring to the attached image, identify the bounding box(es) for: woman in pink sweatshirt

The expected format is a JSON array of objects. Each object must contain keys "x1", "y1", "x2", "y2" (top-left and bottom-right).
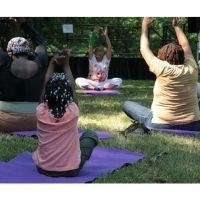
[{"x1": 33, "y1": 48, "x2": 98, "y2": 177}]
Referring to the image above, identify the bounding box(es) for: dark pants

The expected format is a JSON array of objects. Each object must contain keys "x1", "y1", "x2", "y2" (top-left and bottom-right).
[{"x1": 36, "y1": 130, "x2": 98, "y2": 177}]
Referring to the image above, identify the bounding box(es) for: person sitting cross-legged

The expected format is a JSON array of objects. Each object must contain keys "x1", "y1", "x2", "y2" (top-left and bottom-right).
[
  {"x1": 122, "y1": 17, "x2": 200, "y2": 136},
  {"x1": 75, "y1": 26, "x2": 122, "y2": 91},
  {"x1": 33, "y1": 48, "x2": 98, "y2": 177}
]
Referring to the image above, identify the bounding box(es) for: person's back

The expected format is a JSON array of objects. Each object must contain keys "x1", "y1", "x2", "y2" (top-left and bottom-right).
[
  {"x1": 33, "y1": 51, "x2": 98, "y2": 177},
  {"x1": 122, "y1": 18, "x2": 200, "y2": 136},
  {"x1": 149, "y1": 48, "x2": 200, "y2": 124},
  {"x1": 34, "y1": 97, "x2": 81, "y2": 172},
  {"x1": 0, "y1": 18, "x2": 48, "y2": 132},
  {"x1": 0, "y1": 55, "x2": 46, "y2": 102},
  {"x1": 0, "y1": 20, "x2": 48, "y2": 102}
]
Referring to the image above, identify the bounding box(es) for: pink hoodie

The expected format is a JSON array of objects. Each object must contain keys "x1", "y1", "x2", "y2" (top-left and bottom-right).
[{"x1": 33, "y1": 102, "x2": 81, "y2": 171}]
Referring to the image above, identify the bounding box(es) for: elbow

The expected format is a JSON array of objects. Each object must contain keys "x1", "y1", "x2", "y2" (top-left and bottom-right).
[
  {"x1": 140, "y1": 44, "x2": 151, "y2": 57},
  {"x1": 140, "y1": 42, "x2": 145, "y2": 53},
  {"x1": 140, "y1": 47, "x2": 145, "y2": 57}
]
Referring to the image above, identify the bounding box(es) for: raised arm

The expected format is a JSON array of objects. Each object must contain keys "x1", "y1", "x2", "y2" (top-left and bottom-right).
[
  {"x1": 62, "y1": 48, "x2": 78, "y2": 105},
  {"x1": 103, "y1": 27, "x2": 112, "y2": 59},
  {"x1": 16, "y1": 18, "x2": 45, "y2": 46},
  {"x1": 41, "y1": 47, "x2": 78, "y2": 105},
  {"x1": 15, "y1": 18, "x2": 48, "y2": 67},
  {"x1": 0, "y1": 47, "x2": 9, "y2": 67},
  {"x1": 0, "y1": 19, "x2": 10, "y2": 66},
  {"x1": 88, "y1": 28, "x2": 98, "y2": 59},
  {"x1": 88, "y1": 46, "x2": 94, "y2": 60},
  {"x1": 172, "y1": 17, "x2": 193, "y2": 58},
  {"x1": 140, "y1": 17, "x2": 155, "y2": 65}
]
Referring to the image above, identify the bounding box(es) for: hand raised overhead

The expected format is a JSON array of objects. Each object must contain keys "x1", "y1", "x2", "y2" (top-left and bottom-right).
[
  {"x1": 142, "y1": 17, "x2": 154, "y2": 27},
  {"x1": 53, "y1": 45, "x2": 70, "y2": 66},
  {"x1": 172, "y1": 17, "x2": 179, "y2": 27}
]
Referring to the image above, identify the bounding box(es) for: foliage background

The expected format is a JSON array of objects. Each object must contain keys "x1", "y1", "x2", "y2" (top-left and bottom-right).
[{"x1": 0, "y1": 17, "x2": 198, "y2": 59}]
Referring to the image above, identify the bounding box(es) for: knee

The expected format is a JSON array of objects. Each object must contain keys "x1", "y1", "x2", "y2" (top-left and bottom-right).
[
  {"x1": 80, "y1": 130, "x2": 98, "y2": 146},
  {"x1": 75, "y1": 78, "x2": 87, "y2": 88},
  {"x1": 111, "y1": 78, "x2": 122, "y2": 86},
  {"x1": 75, "y1": 77, "x2": 82, "y2": 85},
  {"x1": 117, "y1": 78, "x2": 122, "y2": 85},
  {"x1": 122, "y1": 101, "x2": 132, "y2": 112}
]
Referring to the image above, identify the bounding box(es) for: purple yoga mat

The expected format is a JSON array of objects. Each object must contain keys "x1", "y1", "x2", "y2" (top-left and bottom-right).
[
  {"x1": 10, "y1": 128, "x2": 113, "y2": 140},
  {"x1": 83, "y1": 89, "x2": 121, "y2": 95},
  {"x1": 0, "y1": 147, "x2": 144, "y2": 183}
]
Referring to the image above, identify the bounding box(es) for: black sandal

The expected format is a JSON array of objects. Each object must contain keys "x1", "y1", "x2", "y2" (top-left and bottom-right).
[{"x1": 119, "y1": 121, "x2": 150, "y2": 137}]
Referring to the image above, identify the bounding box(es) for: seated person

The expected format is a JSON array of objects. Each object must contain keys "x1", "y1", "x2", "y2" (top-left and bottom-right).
[
  {"x1": 0, "y1": 18, "x2": 48, "y2": 132},
  {"x1": 33, "y1": 49, "x2": 98, "y2": 177},
  {"x1": 122, "y1": 18, "x2": 200, "y2": 136},
  {"x1": 75, "y1": 27, "x2": 122, "y2": 91}
]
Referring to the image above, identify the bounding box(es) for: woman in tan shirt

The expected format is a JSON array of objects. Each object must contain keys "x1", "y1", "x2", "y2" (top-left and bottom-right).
[{"x1": 122, "y1": 18, "x2": 200, "y2": 135}]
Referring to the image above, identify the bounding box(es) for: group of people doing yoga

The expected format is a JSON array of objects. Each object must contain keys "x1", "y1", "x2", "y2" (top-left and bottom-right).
[{"x1": 0, "y1": 17, "x2": 199, "y2": 177}]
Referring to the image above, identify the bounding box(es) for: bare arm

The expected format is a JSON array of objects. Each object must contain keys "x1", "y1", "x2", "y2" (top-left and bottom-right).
[
  {"x1": 17, "y1": 18, "x2": 45, "y2": 47},
  {"x1": 15, "y1": 18, "x2": 47, "y2": 66},
  {"x1": 39, "y1": 56, "x2": 55, "y2": 103},
  {"x1": 62, "y1": 49, "x2": 78, "y2": 106},
  {"x1": 88, "y1": 28, "x2": 98, "y2": 59},
  {"x1": 40, "y1": 48, "x2": 78, "y2": 105},
  {"x1": 172, "y1": 18, "x2": 193, "y2": 58},
  {"x1": 88, "y1": 46, "x2": 94, "y2": 60},
  {"x1": 140, "y1": 17, "x2": 155, "y2": 65},
  {"x1": 0, "y1": 47, "x2": 9, "y2": 67},
  {"x1": 103, "y1": 27, "x2": 112, "y2": 59}
]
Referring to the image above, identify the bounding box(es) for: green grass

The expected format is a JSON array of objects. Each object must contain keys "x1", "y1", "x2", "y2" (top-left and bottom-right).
[{"x1": 0, "y1": 80, "x2": 200, "y2": 183}]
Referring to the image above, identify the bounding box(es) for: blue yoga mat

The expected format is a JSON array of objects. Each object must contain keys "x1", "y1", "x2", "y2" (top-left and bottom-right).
[{"x1": 0, "y1": 147, "x2": 144, "y2": 183}]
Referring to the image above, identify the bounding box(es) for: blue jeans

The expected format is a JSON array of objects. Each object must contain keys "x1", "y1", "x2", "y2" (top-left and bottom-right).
[{"x1": 122, "y1": 101, "x2": 200, "y2": 132}]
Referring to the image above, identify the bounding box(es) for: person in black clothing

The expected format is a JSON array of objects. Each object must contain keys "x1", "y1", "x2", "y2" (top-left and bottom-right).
[{"x1": 0, "y1": 17, "x2": 48, "y2": 132}]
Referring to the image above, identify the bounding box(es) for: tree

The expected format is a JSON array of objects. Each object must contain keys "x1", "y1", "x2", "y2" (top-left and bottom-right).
[{"x1": 0, "y1": 17, "x2": 198, "y2": 59}]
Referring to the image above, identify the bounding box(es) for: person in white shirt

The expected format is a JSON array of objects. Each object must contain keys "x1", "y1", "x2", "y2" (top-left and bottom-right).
[{"x1": 76, "y1": 27, "x2": 122, "y2": 91}]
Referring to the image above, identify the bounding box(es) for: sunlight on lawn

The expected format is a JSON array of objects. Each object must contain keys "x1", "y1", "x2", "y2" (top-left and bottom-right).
[
  {"x1": 77, "y1": 80, "x2": 153, "y2": 133},
  {"x1": 79, "y1": 112, "x2": 129, "y2": 133}
]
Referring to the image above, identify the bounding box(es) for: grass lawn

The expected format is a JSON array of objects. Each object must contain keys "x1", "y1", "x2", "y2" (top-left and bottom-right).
[{"x1": 0, "y1": 80, "x2": 200, "y2": 183}]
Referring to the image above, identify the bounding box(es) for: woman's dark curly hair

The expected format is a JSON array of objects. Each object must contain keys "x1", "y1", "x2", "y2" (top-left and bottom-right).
[
  {"x1": 157, "y1": 42, "x2": 184, "y2": 65},
  {"x1": 44, "y1": 73, "x2": 74, "y2": 118}
]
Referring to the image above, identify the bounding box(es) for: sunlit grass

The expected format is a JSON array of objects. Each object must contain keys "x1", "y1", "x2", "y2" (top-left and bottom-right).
[{"x1": 77, "y1": 80, "x2": 154, "y2": 133}]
